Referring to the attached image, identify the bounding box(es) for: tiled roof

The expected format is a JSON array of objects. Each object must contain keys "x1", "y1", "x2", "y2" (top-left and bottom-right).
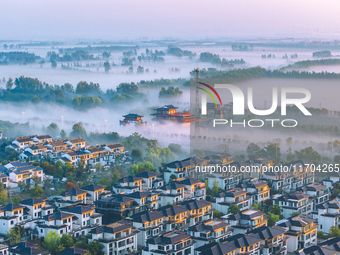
[
  {"x1": 129, "y1": 210, "x2": 164, "y2": 223},
  {"x1": 81, "y1": 184, "x2": 105, "y2": 192},
  {"x1": 20, "y1": 198, "x2": 46, "y2": 206}
]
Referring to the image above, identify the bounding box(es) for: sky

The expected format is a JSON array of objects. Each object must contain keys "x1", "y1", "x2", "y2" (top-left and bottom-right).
[{"x1": 1, "y1": 0, "x2": 340, "y2": 41}]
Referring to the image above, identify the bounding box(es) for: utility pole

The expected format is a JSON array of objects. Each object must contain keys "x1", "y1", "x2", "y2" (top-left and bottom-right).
[
  {"x1": 193, "y1": 68, "x2": 201, "y2": 136},
  {"x1": 21, "y1": 112, "x2": 26, "y2": 123},
  {"x1": 61, "y1": 115, "x2": 64, "y2": 128},
  {"x1": 104, "y1": 119, "x2": 108, "y2": 133}
]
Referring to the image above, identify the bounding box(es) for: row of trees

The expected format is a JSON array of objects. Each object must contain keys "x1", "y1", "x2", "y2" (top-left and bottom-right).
[
  {"x1": 199, "y1": 52, "x2": 245, "y2": 66},
  {"x1": 158, "y1": 86, "x2": 183, "y2": 97}
]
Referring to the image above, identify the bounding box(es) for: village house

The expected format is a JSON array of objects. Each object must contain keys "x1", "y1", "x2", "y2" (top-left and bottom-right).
[
  {"x1": 206, "y1": 162, "x2": 250, "y2": 191},
  {"x1": 59, "y1": 247, "x2": 88, "y2": 255},
  {"x1": 213, "y1": 188, "x2": 252, "y2": 214},
  {"x1": 179, "y1": 199, "x2": 213, "y2": 226},
  {"x1": 157, "y1": 204, "x2": 190, "y2": 232},
  {"x1": 187, "y1": 219, "x2": 232, "y2": 248},
  {"x1": 94, "y1": 195, "x2": 140, "y2": 225},
  {"x1": 297, "y1": 183, "x2": 330, "y2": 210},
  {"x1": 20, "y1": 198, "x2": 53, "y2": 219},
  {"x1": 0, "y1": 173, "x2": 9, "y2": 188},
  {"x1": 173, "y1": 177, "x2": 206, "y2": 200},
  {"x1": 195, "y1": 241, "x2": 238, "y2": 255},
  {"x1": 164, "y1": 157, "x2": 207, "y2": 184},
  {"x1": 124, "y1": 191, "x2": 160, "y2": 211},
  {"x1": 128, "y1": 210, "x2": 165, "y2": 248},
  {"x1": 82, "y1": 184, "x2": 108, "y2": 203},
  {"x1": 245, "y1": 157, "x2": 274, "y2": 179},
  {"x1": 59, "y1": 204, "x2": 102, "y2": 237},
  {"x1": 223, "y1": 209, "x2": 268, "y2": 234},
  {"x1": 0, "y1": 204, "x2": 30, "y2": 235},
  {"x1": 64, "y1": 138, "x2": 86, "y2": 149},
  {"x1": 157, "y1": 182, "x2": 186, "y2": 206},
  {"x1": 238, "y1": 179, "x2": 270, "y2": 204},
  {"x1": 247, "y1": 226, "x2": 288, "y2": 255},
  {"x1": 136, "y1": 171, "x2": 159, "y2": 190},
  {"x1": 142, "y1": 231, "x2": 195, "y2": 255},
  {"x1": 276, "y1": 215, "x2": 318, "y2": 253},
  {"x1": 59, "y1": 188, "x2": 89, "y2": 204},
  {"x1": 314, "y1": 198, "x2": 340, "y2": 234},
  {"x1": 8, "y1": 241, "x2": 50, "y2": 255},
  {"x1": 89, "y1": 220, "x2": 139, "y2": 255},
  {"x1": 264, "y1": 160, "x2": 315, "y2": 192},
  {"x1": 6, "y1": 163, "x2": 44, "y2": 188},
  {"x1": 224, "y1": 233, "x2": 263, "y2": 255},
  {"x1": 273, "y1": 191, "x2": 313, "y2": 218},
  {"x1": 113, "y1": 176, "x2": 143, "y2": 194},
  {"x1": 35, "y1": 211, "x2": 78, "y2": 238}
]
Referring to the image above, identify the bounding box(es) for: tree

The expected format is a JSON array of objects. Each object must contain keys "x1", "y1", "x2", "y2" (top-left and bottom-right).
[
  {"x1": 5, "y1": 226, "x2": 23, "y2": 245},
  {"x1": 51, "y1": 60, "x2": 57, "y2": 68},
  {"x1": 252, "y1": 203, "x2": 261, "y2": 210},
  {"x1": 47, "y1": 123, "x2": 60, "y2": 137},
  {"x1": 286, "y1": 137, "x2": 293, "y2": 145},
  {"x1": 211, "y1": 179, "x2": 221, "y2": 196},
  {"x1": 317, "y1": 231, "x2": 325, "y2": 239},
  {"x1": 267, "y1": 213, "x2": 280, "y2": 226},
  {"x1": 213, "y1": 209, "x2": 224, "y2": 218},
  {"x1": 60, "y1": 234, "x2": 74, "y2": 249},
  {"x1": 131, "y1": 148, "x2": 142, "y2": 162},
  {"x1": 43, "y1": 231, "x2": 64, "y2": 255},
  {"x1": 6, "y1": 77, "x2": 13, "y2": 90},
  {"x1": 31, "y1": 185, "x2": 44, "y2": 198},
  {"x1": 269, "y1": 204, "x2": 281, "y2": 215},
  {"x1": 137, "y1": 66, "x2": 144, "y2": 73},
  {"x1": 70, "y1": 122, "x2": 86, "y2": 138},
  {"x1": 11, "y1": 196, "x2": 21, "y2": 205},
  {"x1": 65, "y1": 182, "x2": 79, "y2": 190},
  {"x1": 169, "y1": 174, "x2": 177, "y2": 181},
  {"x1": 291, "y1": 211, "x2": 301, "y2": 216},
  {"x1": 328, "y1": 226, "x2": 340, "y2": 238},
  {"x1": 197, "y1": 150, "x2": 205, "y2": 158},
  {"x1": 111, "y1": 169, "x2": 121, "y2": 183},
  {"x1": 228, "y1": 204, "x2": 240, "y2": 214},
  {"x1": 31, "y1": 95, "x2": 41, "y2": 104},
  {"x1": 263, "y1": 143, "x2": 281, "y2": 161},
  {"x1": 3, "y1": 44, "x2": 8, "y2": 49},
  {"x1": 60, "y1": 129, "x2": 67, "y2": 139},
  {"x1": 0, "y1": 183, "x2": 8, "y2": 205},
  {"x1": 246, "y1": 143, "x2": 261, "y2": 159},
  {"x1": 104, "y1": 61, "x2": 111, "y2": 73},
  {"x1": 87, "y1": 241, "x2": 104, "y2": 255},
  {"x1": 294, "y1": 147, "x2": 321, "y2": 163}
]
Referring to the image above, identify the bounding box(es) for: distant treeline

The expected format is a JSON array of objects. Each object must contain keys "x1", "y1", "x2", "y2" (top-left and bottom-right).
[
  {"x1": 47, "y1": 50, "x2": 96, "y2": 62},
  {"x1": 159, "y1": 86, "x2": 183, "y2": 97},
  {"x1": 231, "y1": 44, "x2": 254, "y2": 51},
  {"x1": 139, "y1": 78, "x2": 187, "y2": 88},
  {"x1": 0, "y1": 52, "x2": 39, "y2": 65},
  {"x1": 199, "y1": 52, "x2": 245, "y2": 66},
  {"x1": 167, "y1": 45, "x2": 196, "y2": 58},
  {"x1": 62, "y1": 45, "x2": 139, "y2": 54},
  {"x1": 313, "y1": 50, "x2": 332, "y2": 58},
  {"x1": 0, "y1": 76, "x2": 188, "y2": 110},
  {"x1": 282, "y1": 58, "x2": 340, "y2": 70},
  {"x1": 194, "y1": 66, "x2": 340, "y2": 84}
]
